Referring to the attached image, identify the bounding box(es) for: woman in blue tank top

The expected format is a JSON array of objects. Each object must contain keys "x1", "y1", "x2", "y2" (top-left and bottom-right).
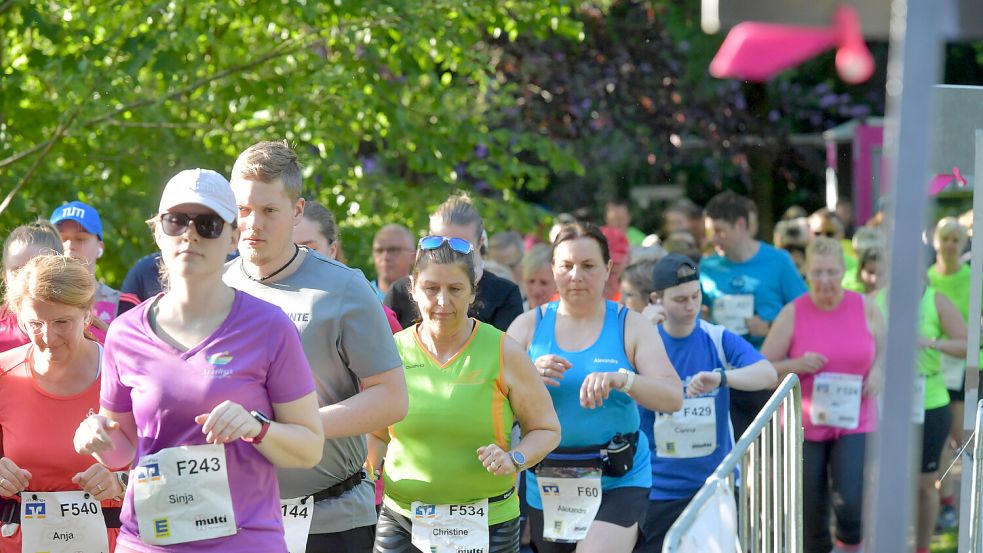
[{"x1": 508, "y1": 222, "x2": 682, "y2": 553}]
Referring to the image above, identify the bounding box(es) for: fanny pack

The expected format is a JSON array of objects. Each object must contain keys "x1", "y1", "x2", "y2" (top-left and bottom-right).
[
  {"x1": 0, "y1": 497, "x2": 122, "y2": 528},
  {"x1": 537, "y1": 431, "x2": 639, "y2": 477}
]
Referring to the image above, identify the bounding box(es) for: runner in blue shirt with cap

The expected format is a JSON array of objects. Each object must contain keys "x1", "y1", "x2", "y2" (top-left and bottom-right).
[
  {"x1": 50, "y1": 201, "x2": 139, "y2": 342},
  {"x1": 635, "y1": 254, "x2": 777, "y2": 552}
]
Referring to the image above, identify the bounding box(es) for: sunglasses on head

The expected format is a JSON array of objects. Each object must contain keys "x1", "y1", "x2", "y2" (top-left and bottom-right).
[
  {"x1": 418, "y1": 235, "x2": 474, "y2": 255},
  {"x1": 159, "y1": 212, "x2": 226, "y2": 239}
]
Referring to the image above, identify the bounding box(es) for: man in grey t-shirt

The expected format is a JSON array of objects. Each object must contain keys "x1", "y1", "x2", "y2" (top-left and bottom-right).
[{"x1": 224, "y1": 141, "x2": 407, "y2": 552}]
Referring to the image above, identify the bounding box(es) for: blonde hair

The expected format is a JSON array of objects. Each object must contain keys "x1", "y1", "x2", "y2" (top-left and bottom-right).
[
  {"x1": 934, "y1": 217, "x2": 968, "y2": 249},
  {"x1": 806, "y1": 236, "x2": 844, "y2": 267},
  {"x1": 231, "y1": 140, "x2": 303, "y2": 200},
  {"x1": 6, "y1": 254, "x2": 98, "y2": 340}
]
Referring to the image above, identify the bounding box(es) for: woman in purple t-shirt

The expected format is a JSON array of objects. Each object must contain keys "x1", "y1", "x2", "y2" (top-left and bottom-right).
[{"x1": 73, "y1": 169, "x2": 324, "y2": 553}]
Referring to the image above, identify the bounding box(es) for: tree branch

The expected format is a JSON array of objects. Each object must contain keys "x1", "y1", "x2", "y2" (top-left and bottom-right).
[
  {"x1": 0, "y1": 111, "x2": 77, "y2": 216},
  {"x1": 83, "y1": 39, "x2": 303, "y2": 129},
  {"x1": 0, "y1": 140, "x2": 54, "y2": 170}
]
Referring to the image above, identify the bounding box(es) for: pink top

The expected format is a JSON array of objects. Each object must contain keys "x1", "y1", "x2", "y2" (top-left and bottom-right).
[{"x1": 790, "y1": 291, "x2": 877, "y2": 441}]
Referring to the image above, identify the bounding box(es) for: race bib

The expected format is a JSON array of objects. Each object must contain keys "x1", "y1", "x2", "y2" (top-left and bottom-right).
[
  {"x1": 810, "y1": 373, "x2": 863, "y2": 429},
  {"x1": 132, "y1": 443, "x2": 237, "y2": 545},
  {"x1": 712, "y1": 295, "x2": 754, "y2": 335},
  {"x1": 940, "y1": 353, "x2": 966, "y2": 390},
  {"x1": 281, "y1": 496, "x2": 313, "y2": 553},
  {"x1": 654, "y1": 396, "x2": 717, "y2": 459},
  {"x1": 20, "y1": 491, "x2": 109, "y2": 553},
  {"x1": 536, "y1": 467, "x2": 602, "y2": 543},
  {"x1": 912, "y1": 375, "x2": 926, "y2": 424},
  {"x1": 410, "y1": 499, "x2": 489, "y2": 553}
]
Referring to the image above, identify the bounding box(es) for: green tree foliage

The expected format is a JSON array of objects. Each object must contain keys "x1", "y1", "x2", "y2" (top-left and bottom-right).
[{"x1": 0, "y1": 1, "x2": 583, "y2": 284}]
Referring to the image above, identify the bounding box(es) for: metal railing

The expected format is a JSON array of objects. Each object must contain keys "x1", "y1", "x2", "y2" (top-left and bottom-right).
[
  {"x1": 663, "y1": 374, "x2": 803, "y2": 553},
  {"x1": 969, "y1": 399, "x2": 983, "y2": 552}
]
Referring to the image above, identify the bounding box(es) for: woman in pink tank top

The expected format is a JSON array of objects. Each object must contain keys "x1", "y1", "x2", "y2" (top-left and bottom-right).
[{"x1": 762, "y1": 237, "x2": 884, "y2": 553}]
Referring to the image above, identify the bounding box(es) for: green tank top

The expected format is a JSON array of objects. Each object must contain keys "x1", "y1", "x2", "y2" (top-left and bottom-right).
[
  {"x1": 876, "y1": 288, "x2": 950, "y2": 409},
  {"x1": 928, "y1": 264, "x2": 983, "y2": 369},
  {"x1": 917, "y1": 288, "x2": 950, "y2": 410},
  {"x1": 384, "y1": 320, "x2": 518, "y2": 524}
]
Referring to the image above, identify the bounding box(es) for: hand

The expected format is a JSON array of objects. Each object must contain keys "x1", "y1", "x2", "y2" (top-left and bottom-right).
[
  {"x1": 580, "y1": 371, "x2": 628, "y2": 409},
  {"x1": 686, "y1": 371, "x2": 722, "y2": 397},
  {"x1": 796, "y1": 352, "x2": 828, "y2": 375},
  {"x1": 744, "y1": 315, "x2": 770, "y2": 337},
  {"x1": 863, "y1": 365, "x2": 884, "y2": 397},
  {"x1": 641, "y1": 303, "x2": 667, "y2": 325},
  {"x1": 72, "y1": 463, "x2": 123, "y2": 501},
  {"x1": 534, "y1": 354, "x2": 571, "y2": 387},
  {"x1": 74, "y1": 414, "x2": 121, "y2": 456},
  {"x1": 916, "y1": 336, "x2": 935, "y2": 349},
  {"x1": 477, "y1": 444, "x2": 515, "y2": 476},
  {"x1": 0, "y1": 457, "x2": 31, "y2": 497},
  {"x1": 194, "y1": 401, "x2": 262, "y2": 445}
]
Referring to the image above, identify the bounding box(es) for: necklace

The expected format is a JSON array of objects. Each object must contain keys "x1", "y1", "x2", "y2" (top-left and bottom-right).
[{"x1": 242, "y1": 244, "x2": 300, "y2": 282}]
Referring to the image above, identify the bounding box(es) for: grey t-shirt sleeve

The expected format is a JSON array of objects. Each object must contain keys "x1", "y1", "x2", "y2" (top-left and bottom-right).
[{"x1": 339, "y1": 271, "x2": 404, "y2": 378}]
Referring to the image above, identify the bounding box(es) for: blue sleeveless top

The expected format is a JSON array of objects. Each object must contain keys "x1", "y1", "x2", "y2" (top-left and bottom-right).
[{"x1": 525, "y1": 300, "x2": 651, "y2": 509}]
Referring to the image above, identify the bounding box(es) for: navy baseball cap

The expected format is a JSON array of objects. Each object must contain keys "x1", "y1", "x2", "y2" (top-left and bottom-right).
[
  {"x1": 51, "y1": 201, "x2": 103, "y2": 240},
  {"x1": 652, "y1": 253, "x2": 700, "y2": 291}
]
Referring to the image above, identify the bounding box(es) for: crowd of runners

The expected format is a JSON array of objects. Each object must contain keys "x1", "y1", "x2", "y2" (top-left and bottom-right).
[{"x1": 0, "y1": 140, "x2": 977, "y2": 553}]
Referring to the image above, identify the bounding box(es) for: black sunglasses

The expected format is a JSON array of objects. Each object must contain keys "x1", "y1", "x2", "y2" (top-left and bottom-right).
[{"x1": 159, "y1": 212, "x2": 226, "y2": 239}]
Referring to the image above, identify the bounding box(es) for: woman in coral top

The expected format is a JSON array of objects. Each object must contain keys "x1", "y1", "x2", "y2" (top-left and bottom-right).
[{"x1": 0, "y1": 254, "x2": 124, "y2": 553}]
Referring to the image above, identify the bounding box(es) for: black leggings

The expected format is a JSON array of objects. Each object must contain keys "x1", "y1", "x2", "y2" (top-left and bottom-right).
[
  {"x1": 373, "y1": 504, "x2": 520, "y2": 553},
  {"x1": 802, "y1": 433, "x2": 867, "y2": 553}
]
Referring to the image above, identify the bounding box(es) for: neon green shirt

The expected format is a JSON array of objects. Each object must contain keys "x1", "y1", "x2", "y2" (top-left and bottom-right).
[{"x1": 383, "y1": 321, "x2": 518, "y2": 524}]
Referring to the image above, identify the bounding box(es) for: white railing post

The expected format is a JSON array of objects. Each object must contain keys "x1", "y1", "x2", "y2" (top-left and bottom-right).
[
  {"x1": 663, "y1": 374, "x2": 802, "y2": 553},
  {"x1": 969, "y1": 400, "x2": 983, "y2": 552}
]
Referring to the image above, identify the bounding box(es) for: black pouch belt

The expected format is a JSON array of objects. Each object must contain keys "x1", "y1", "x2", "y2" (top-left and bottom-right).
[
  {"x1": 0, "y1": 498, "x2": 121, "y2": 528},
  {"x1": 311, "y1": 469, "x2": 367, "y2": 503},
  {"x1": 536, "y1": 431, "x2": 640, "y2": 474}
]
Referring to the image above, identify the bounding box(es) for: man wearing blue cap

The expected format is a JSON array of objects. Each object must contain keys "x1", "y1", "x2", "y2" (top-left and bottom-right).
[{"x1": 50, "y1": 200, "x2": 139, "y2": 342}]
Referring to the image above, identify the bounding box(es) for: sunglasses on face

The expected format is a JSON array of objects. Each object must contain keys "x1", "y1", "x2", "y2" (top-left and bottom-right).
[
  {"x1": 159, "y1": 212, "x2": 226, "y2": 239},
  {"x1": 418, "y1": 235, "x2": 474, "y2": 254}
]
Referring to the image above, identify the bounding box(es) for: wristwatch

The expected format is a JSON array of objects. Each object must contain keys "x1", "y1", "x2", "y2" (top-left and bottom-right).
[
  {"x1": 508, "y1": 450, "x2": 527, "y2": 470},
  {"x1": 243, "y1": 410, "x2": 272, "y2": 444}
]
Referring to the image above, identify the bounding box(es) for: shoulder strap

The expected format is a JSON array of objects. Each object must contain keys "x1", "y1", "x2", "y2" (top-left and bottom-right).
[
  {"x1": 699, "y1": 319, "x2": 731, "y2": 372},
  {"x1": 617, "y1": 303, "x2": 629, "y2": 346}
]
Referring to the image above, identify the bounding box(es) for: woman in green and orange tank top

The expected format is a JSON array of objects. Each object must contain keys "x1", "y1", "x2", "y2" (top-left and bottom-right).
[{"x1": 370, "y1": 236, "x2": 560, "y2": 553}]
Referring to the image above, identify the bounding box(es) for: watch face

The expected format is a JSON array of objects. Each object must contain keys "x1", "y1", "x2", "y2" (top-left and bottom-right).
[
  {"x1": 251, "y1": 410, "x2": 272, "y2": 424},
  {"x1": 510, "y1": 450, "x2": 526, "y2": 466}
]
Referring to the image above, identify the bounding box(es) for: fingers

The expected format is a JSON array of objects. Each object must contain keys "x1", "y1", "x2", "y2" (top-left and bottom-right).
[
  {"x1": 476, "y1": 444, "x2": 514, "y2": 476},
  {"x1": 580, "y1": 373, "x2": 615, "y2": 409},
  {"x1": 72, "y1": 464, "x2": 118, "y2": 501},
  {"x1": 197, "y1": 401, "x2": 254, "y2": 444},
  {"x1": 0, "y1": 457, "x2": 31, "y2": 495},
  {"x1": 74, "y1": 416, "x2": 118, "y2": 456},
  {"x1": 536, "y1": 355, "x2": 571, "y2": 385}
]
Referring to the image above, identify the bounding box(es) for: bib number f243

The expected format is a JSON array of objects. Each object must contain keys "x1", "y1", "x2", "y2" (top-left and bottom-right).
[{"x1": 132, "y1": 443, "x2": 237, "y2": 546}]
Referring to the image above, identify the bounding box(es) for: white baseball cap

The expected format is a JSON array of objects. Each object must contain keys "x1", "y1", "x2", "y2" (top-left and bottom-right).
[{"x1": 159, "y1": 169, "x2": 237, "y2": 223}]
